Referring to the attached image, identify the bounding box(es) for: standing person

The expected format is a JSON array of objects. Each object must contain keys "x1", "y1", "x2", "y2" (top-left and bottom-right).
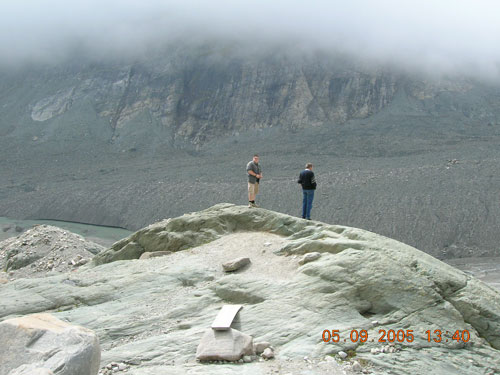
[
  {"x1": 298, "y1": 163, "x2": 317, "y2": 220},
  {"x1": 247, "y1": 154, "x2": 262, "y2": 207}
]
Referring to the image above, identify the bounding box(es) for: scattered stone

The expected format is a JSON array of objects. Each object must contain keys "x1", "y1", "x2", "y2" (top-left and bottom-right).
[
  {"x1": 254, "y1": 341, "x2": 271, "y2": 354},
  {"x1": 139, "y1": 251, "x2": 172, "y2": 260},
  {"x1": 196, "y1": 328, "x2": 254, "y2": 362},
  {"x1": 298, "y1": 252, "x2": 321, "y2": 265},
  {"x1": 261, "y1": 348, "x2": 275, "y2": 360},
  {"x1": 263, "y1": 242, "x2": 272, "y2": 247},
  {"x1": 118, "y1": 363, "x2": 127, "y2": 371},
  {"x1": 338, "y1": 351, "x2": 348, "y2": 359},
  {"x1": 222, "y1": 257, "x2": 251, "y2": 272},
  {"x1": 15, "y1": 226, "x2": 23, "y2": 232},
  {"x1": 371, "y1": 348, "x2": 380, "y2": 354},
  {"x1": 0, "y1": 313, "x2": 100, "y2": 375},
  {"x1": 243, "y1": 355, "x2": 253, "y2": 363},
  {"x1": 352, "y1": 361, "x2": 362, "y2": 372}
]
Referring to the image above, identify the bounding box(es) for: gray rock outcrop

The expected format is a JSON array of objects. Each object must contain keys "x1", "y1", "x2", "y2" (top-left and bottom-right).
[
  {"x1": 0, "y1": 313, "x2": 100, "y2": 375},
  {"x1": 1, "y1": 204, "x2": 499, "y2": 374}
]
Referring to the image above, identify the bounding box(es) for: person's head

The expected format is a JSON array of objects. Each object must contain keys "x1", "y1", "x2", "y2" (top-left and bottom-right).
[
  {"x1": 253, "y1": 154, "x2": 259, "y2": 163},
  {"x1": 305, "y1": 162, "x2": 313, "y2": 170}
]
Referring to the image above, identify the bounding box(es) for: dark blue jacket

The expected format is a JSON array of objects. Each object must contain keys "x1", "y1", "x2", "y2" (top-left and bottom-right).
[{"x1": 298, "y1": 169, "x2": 317, "y2": 190}]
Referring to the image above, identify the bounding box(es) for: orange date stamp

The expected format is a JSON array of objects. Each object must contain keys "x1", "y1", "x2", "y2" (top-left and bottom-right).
[{"x1": 322, "y1": 329, "x2": 471, "y2": 343}]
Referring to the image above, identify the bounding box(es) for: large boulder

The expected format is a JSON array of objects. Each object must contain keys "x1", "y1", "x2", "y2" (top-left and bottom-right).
[
  {"x1": 196, "y1": 328, "x2": 254, "y2": 362},
  {"x1": 0, "y1": 313, "x2": 100, "y2": 375}
]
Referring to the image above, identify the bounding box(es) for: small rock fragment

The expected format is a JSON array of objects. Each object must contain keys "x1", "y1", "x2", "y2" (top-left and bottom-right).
[
  {"x1": 254, "y1": 341, "x2": 271, "y2": 354},
  {"x1": 118, "y1": 363, "x2": 127, "y2": 371},
  {"x1": 352, "y1": 361, "x2": 362, "y2": 372},
  {"x1": 338, "y1": 351, "x2": 348, "y2": 359},
  {"x1": 222, "y1": 257, "x2": 251, "y2": 272},
  {"x1": 261, "y1": 347, "x2": 274, "y2": 360}
]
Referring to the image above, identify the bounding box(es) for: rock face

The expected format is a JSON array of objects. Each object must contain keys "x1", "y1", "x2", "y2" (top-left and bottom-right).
[
  {"x1": 0, "y1": 225, "x2": 104, "y2": 280},
  {"x1": 0, "y1": 204, "x2": 499, "y2": 375},
  {"x1": 0, "y1": 50, "x2": 400, "y2": 146},
  {"x1": 0, "y1": 313, "x2": 100, "y2": 375}
]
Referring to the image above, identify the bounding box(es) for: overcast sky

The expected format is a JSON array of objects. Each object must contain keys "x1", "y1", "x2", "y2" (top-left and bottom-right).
[{"x1": 1, "y1": 0, "x2": 499, "y2": 77}]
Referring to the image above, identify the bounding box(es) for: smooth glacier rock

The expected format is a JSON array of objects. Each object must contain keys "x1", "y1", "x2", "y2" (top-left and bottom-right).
[
  {"x1": 298, "y1": 252, "x2": 321, "y2": 265},
  {"x1": 1, "y1": 204, "x2": 499, "y2": 375}
]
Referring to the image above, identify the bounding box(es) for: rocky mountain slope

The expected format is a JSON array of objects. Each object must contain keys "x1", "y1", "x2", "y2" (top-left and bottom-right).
[
  {"x1": 1, "y1": 48, "x2": 500, "y2": 259},
  {"x1": 1, "y1": 205, "x2": 499, "y2": 374},
  {"x1": 0, "y1": 49, "x2": 404, "y2": 146}
]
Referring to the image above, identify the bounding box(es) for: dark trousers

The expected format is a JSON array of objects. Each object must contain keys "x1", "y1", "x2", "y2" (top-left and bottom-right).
[{"x1": 302, "y1": 189, "x2": 315, "y2": 219}]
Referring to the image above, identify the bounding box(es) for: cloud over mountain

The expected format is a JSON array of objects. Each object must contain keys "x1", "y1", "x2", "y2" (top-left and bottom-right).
[{"x1": 1, "y1": 0, "x2": 499, "y2": 77}]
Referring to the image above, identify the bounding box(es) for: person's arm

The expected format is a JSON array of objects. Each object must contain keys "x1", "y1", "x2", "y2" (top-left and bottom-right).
[
  {"x1": 298, "y1": 171, "x2": 303, "y2": 184},
  {"x1": 247, "y1": 164, "x2": 261, "y2": 178},
  {"x1": 311, "y1": 172, "x2": 317, "y2": 188},
  {"x1": 248, "y1": 170, "x2": 260, "y2": 177}
]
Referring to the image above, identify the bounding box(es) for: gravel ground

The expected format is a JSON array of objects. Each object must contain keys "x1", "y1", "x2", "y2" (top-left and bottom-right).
[
  {"x1": 0, "y1": 224, "x2": 104, "y2": 280},
  {"x1": 2, "y1": 116, "x2": 500, "y2": 262}
]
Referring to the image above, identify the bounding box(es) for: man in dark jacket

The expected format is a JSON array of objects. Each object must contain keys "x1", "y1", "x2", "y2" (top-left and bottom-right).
[{"x1": 298, "y1": 163, "x2": 317, "y2": 220}]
